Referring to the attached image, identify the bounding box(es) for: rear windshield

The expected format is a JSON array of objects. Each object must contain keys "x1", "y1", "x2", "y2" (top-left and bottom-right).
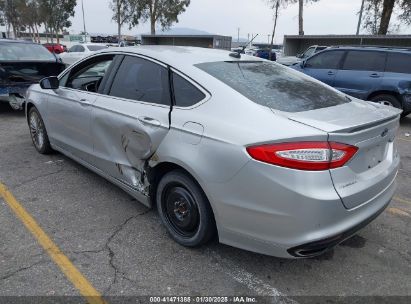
[
  {"x1": 0, "y1": 42, "x2": 56, "y2": 61},
  {"x1": 195, "y1": 61, "x2": 350, "y2": 112},
  {"x1": 87, "y1": 45, "x2": 108, "y2": 51}
]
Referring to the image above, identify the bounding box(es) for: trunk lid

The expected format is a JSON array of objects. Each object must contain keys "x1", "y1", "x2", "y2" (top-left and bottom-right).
[{"x1": 283, "y1": 99, "x2": 402, "y2": 209}]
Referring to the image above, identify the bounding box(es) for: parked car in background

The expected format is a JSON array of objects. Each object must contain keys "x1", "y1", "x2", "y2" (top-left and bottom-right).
[
  {"x1": 58, "y1": 44, "x2": 108, "y2": 66},
  {"x1": 255, "y1": 49, "x2": 277, "y2": 61},
  {"x1": 26, "y1": 46, "x2": 401, "y2": 258},
  {"x1": 231, "y1": 47, "x2": 245, "y2": 54},
  {"x1": 0, "y1": 40, "x2": 65, "y2": 110},
  {"x1": 277, "y1": 45, "x2": 327, "y2": 66},
  {"x1": 292, "y1": 46, "x2": 411, "y2": 116},
  {"x1": 43, "y1": 43, "x2": 67, "y2": 54},
  {"x1": 245, "y1": 48, "x2": 259, "y2": 56}
]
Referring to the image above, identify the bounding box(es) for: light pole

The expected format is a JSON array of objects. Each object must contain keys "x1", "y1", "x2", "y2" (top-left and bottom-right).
[{"x1": 81, "y1": 0, "x2": 87, "y2": 42}]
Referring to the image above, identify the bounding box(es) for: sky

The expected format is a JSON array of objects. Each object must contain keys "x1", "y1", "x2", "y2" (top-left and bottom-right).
[{"x1": 4, "y1": 0, "x2": 411, "y2": 43}]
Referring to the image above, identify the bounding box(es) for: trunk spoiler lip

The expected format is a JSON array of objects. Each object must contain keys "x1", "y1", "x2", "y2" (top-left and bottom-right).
[
  {"x1": 270, "y1": 104, "x2": 402, "y2": 134},
  {"x1": 288, "y1": 114, "x2": 401, "y2": 134}
]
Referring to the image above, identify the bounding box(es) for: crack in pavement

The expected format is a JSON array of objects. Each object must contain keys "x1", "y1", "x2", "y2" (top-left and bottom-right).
[
  {"x1": 71, "y1": 209, "x2": 151, "y2": 294},
  {"x1": 0, "y1": 259, "x2": 48, "y2": 281},
  {"x1": 13, "y1": 168, "x2": 65, "y2": 190},
  {"x1": 104, "y1": 209, "x2": 152, "y2": 293}
]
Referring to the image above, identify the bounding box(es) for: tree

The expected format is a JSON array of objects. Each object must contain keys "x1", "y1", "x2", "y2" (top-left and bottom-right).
[
  {"x1": 378, "y1": 0, "x2": 395, "y2": 34},
  {"x1": 361, "y1": 0, "x2": 406, "y2": 34},
  {"x1": 363, "y1": 0, "x2": 386, "y2": 34},
  {"x1": 398, "y1": 0, "x2": 411, "y2": 26},
  {"x1": 131, "y1": 0, "x2": 190, "y2": 35},
  {"x1": 356, "y1": 0, "x2": 365, "y2": 35},
  {"x1": 39, "y1": 0, "x2": 76, "y2": 43},
  {"x1": 267, "y1": 0, "x2": 292, "y2": 60},
  {"x1": 110, "y1": 0, "x2": 135, "y2": 42},
  {"x1": 297, "y1": 0, "x2": 320, "y2": 36},
  {"x1": 1, "y1": 0, "x2": 23, "y2": 38}
]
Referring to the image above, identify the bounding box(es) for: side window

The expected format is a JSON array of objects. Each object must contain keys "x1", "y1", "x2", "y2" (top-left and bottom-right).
[
  {"x1": 77, "y1": 45, "x2": 85, "y2": 52},
  {"x1": 59, "y1": 73, "x2": 69, "y2": 87},
  {"x1": 386, "y1": 53, "x2": 411, "y2": 74},
  {"x1": 303, "y1": 47, "x2": 315, "y2": 58},
  {"x1": 69, "y1": 45, "x2": 78, "y2": 53},
  {"x1": 109, "y1": 56, "x2": 170, "y2": 105},
  {"x1": 64, "y1": 55, "x2": 114, "y2": 92},
  {"x1": 173, "y1": 73, "x2": 206, "y2": 107},
  {"x1": 305, "y1": 51, "x2": 345, "y2": 69},
  {"x1": 342, "y1": 51, "x2": 386, "y2": 72}
]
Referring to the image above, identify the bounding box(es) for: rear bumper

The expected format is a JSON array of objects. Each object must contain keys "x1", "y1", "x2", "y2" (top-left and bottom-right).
[
  {"x1": 0, "y1": 85, "x2": 29, "y2": 99},
  {"x1": 208, "y1": 160, "x2": 397, "y2": 258},
  {"x1": 287, "y1": 192, "x2": 391, "y2": 257},
  {"x1": 0, "y1": 86, "x2": 29, "y2": 109}
]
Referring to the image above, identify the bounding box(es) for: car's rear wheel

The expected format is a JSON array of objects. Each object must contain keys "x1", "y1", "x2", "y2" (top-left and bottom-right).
[
  {"x1": 156, "y1": 170, "x2": 216, "y2": 247},
  {"x1": 28, "y1": 107, "x2": 52, "y2": 154},
  {"x1": 370, "y1": 94, "x2": 402, "y2": 109}
]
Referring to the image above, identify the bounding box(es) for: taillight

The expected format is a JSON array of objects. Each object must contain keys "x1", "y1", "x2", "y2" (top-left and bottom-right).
[{"x1": 246, "y1": 142, "x2": 358, "y2": 171}]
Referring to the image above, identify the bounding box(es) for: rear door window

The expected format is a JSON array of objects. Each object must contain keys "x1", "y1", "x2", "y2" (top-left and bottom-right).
[
  {"x1": 305, "y1": 51, "x2": 345, "y2": 69},
  {"x1": 173, "y1": 73, "x2": 205, "y2": 107},
  {"x1": 342, "y1": 51, "x2": 386, "y2": 72},
  {"x1": 109, "y1": 56, "x2": 170, "y2": 105},
  {"x1": 195, "y1": 61, "x2": 350, "y2": 113},
  {"x1": 386, "y1": 52, "x2": 411, "y2": 74}
]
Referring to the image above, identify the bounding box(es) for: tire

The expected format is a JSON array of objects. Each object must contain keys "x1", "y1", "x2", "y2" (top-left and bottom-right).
[
  {"x1": 156, "y1": 170, "x2": 216, "y2": 247},
  {"x1": 370, "y1": 94, "x2": 402, "y2": 110},
  {"x1": 28, "y1": 107, "x2": 52, "y2": 154}
]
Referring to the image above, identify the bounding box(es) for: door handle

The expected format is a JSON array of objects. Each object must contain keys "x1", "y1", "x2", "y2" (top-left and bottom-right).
[
  {"x1": 327, "y1": 71, "x2": 335, "y2": 76},
  {"x1": 369, "y1": 73, "x2": 380, "y2": 78},
  {"x1": 138, "y1": 116, "x2": 161, "y2": 127}
]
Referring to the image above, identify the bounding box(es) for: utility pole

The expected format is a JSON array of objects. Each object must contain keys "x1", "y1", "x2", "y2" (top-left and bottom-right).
[
  {"x1": 237, "y1": 28, "x2": 240, "y2": 42},
  {"x1": 81, "y1": 0, "x2": 87, "y2": 42},
  {"x1": 356, "y1": 0, "x2": 365, "y2": 35},
  {"x1": 268, "y1": 34, "x2": 270, "y2": 45}
]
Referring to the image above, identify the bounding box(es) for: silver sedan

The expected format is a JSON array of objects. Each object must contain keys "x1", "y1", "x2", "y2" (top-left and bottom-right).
[{"x1": 26, "y1": 46, "x2": 401, "y2": 258}]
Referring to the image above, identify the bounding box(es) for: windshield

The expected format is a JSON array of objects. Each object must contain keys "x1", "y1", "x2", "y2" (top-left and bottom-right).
[
  {"x1": 0, "y1": 42, "x2": 56, "y2": 61},
  {"x1": 87, "y1": 45, "x2": 108, "y2": 51},
  {"x1": 195, "y1": 61, "x2": 350, "y2": 113}
]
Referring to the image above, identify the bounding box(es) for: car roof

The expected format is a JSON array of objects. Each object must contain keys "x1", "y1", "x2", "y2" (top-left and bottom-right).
[
  {"x1": 99, "y1": 45, "x2": 261, "y2": 67},
  {"x1": 327, "y1": 45, "x2": 411, "y2": 53},
  {"x1": 0, "y1": 39, "x2": 37, "y2": 45}
]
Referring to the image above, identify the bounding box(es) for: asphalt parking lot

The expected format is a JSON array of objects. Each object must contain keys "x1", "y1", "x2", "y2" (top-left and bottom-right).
[{"x1": 0, "y1": 103, "x2": 410, "y2": 303}]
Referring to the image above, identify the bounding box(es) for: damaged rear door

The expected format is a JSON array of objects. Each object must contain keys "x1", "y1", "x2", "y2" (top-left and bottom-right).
[{"x1": 90, "y1": 55, "x2": 172, "y2": 194}]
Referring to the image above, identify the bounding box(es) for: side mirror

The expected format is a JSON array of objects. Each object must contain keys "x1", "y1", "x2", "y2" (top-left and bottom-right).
[
  {"x1": 40, "y1": 76, "x2": 59, "y2": 90},
  {"x1": 296, "y1": 53, "x2": 303, "y2": 58}
]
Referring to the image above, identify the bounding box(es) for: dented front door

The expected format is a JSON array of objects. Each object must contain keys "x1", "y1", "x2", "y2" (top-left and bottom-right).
[
  {"x1": 89, "y1": 55, "x2": 171, "y2": 193},
  {"x1": 90, "y1": 96, "x2": 170, "y2": 192}
]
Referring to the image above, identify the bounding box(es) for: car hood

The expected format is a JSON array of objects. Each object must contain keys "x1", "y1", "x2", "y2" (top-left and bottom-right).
[
  {"x1": 0, "y1": 61, "x2": 65, "y2": 87},
  {"x1": 276, "y1": 56, "x2": 301, "y2": 66}
]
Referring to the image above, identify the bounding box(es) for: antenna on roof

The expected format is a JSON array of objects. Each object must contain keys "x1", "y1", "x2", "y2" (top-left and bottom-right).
[{"x1": 229, "y1": 34, "x2": 259, "y2": 59}]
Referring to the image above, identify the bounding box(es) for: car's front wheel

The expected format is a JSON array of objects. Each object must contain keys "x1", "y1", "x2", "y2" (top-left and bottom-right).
[
  {"x1": 156, "y1": 170, "x2": 216, "y2": 247},
  {"x1": 28, "y1": 107, "x2": 52, "y2": 154}
]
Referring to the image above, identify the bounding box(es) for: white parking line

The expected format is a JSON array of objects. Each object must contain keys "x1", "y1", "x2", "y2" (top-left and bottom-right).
[{"x1": 209, "y1": 250, "x2": 298, "y2": 303}]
